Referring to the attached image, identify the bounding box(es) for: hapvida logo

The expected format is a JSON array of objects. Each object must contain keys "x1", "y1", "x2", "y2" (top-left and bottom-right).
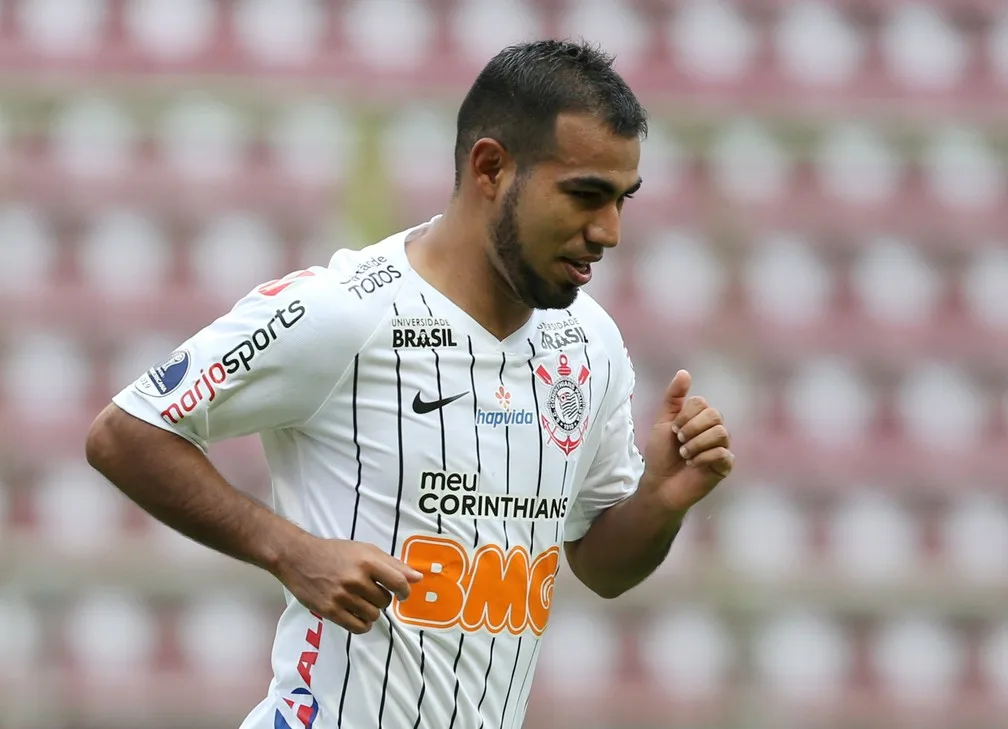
[{"x1": 476, "y1": 386, "x2": 534, "y2": 428}]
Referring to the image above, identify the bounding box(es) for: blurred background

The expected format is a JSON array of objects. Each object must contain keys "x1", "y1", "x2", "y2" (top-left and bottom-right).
[{"x1": 0, "y1": 1, "x2": 1007, "y2": 728}]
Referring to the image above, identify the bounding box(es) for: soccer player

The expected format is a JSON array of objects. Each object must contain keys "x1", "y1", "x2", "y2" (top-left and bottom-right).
[{"x1": 86, "y1": 40, "x2": 734, "y2": 729}]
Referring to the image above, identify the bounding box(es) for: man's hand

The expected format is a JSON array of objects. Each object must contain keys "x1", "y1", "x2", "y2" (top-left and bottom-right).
[
  {"x1": 274, "y1": 535, "x2": 424, "y2": 634},
  {"x1": 641, "y1": 369, "x2": 734, "y2": 514}
]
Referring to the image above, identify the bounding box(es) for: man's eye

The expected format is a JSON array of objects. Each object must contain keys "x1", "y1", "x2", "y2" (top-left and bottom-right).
[{"x1": 570, "y1": 190, "x2": 598, "y2": 201}]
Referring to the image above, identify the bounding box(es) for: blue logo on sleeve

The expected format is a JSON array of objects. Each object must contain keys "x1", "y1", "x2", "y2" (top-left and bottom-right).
[{"x1": 136, "y1": 350, "x2": 190, "y2": 397}]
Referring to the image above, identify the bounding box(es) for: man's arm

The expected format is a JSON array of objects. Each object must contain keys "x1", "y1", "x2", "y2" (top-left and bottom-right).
[
  {"x1": 85, "y1": 403, "x2": 299, "y2": 576},
  {"x1": 87, "y1": 269, "x2": 421, "y2": 633},
  {"x1": 86, "y1": 404, "x2": 418, "y2": 633},
  {"x1": 564, "y1": 368, "x2": 732, "y2": 599},
  {"x1": 564, "y1": 483, "x2": 686, "y2": 599}
]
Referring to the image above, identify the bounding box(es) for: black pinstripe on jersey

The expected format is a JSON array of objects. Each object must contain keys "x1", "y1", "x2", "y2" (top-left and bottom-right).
[{"x1": 336, "y1": 354, "x2": 363, "y2": 727}]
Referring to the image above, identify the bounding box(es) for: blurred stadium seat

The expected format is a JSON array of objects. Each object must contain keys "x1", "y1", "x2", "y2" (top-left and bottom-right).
[
  {"x1": 0, "y1": 2, "x2": 1005, "y2": 728},
  {"x1": 124, "y1": 0, "x2": 218, "y2": 63}
]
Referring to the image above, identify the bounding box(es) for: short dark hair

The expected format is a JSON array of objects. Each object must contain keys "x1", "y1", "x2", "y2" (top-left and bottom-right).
[{"x1": 453, "y1": 39, "x2": 648, "y2": 189}]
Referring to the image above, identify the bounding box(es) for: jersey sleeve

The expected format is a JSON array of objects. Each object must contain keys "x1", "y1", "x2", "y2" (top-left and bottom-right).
[
  {"x1": 563, "y1": 348, "x2": 645, "y2": 542},
  {"x1": 111, "y1": 268, "x2": 351, "y2": 453}
]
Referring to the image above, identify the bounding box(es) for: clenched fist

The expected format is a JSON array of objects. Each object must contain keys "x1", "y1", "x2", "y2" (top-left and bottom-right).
[{"x1": 641, "y1": 369, "x2": 734, "y2": 514}]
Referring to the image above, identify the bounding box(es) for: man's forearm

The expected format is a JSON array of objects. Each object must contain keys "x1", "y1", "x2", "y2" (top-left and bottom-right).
[
  {"x1": 85, "y1": 404, "x2": 302, "y2": 577},
  {"x1": 566, "y1": 484, "x2": 687, "y2": 599}
]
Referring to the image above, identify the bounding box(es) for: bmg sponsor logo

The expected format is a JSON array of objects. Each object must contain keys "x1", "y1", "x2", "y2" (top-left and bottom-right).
[
  {"x1": 393, "y1": 535, "x2": 560, "y2": 637},
  {"x1": 475, "y1": 386, "x2": 534, "y2": 428},
  {"x1": 157, "y1": 300, "x2": 306, "y2": 424},
  {"x1": 339, "y1": 255, "x2": 402, "y2": 299}
]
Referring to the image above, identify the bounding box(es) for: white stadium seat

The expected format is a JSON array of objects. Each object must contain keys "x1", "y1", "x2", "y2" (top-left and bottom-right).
[
  {"x1": 943, "y1": 493, "x2": 1008, "y2": 584},
  {"x1": 537, "y1": 608, "x2": 618, "y2": 695},
  {"x1": 783, "y1": 357, "x2": 873, "y2": 446},
  {"x1": 817, "y1": 123, "x2": 901, "y2": 206},
  {"x1": 234, "y1": 0, "x2": 324, "y2": 66},
  {"x1": 672, "y1": 0, "x2": 754, "y2": 81},
  {"x1": 556, "y1": 0, "x2": 649, "y2": 74},
  {"x1": 159, "y1": 96, "x2": 250, "y2": 182},
  {"x1": 0, "y1": 205, "x2": 57, "y2": 292},
  {"x1": 641, "y1": 606, "x2": 735, "y2": 698},
  {"x1": 753, "y1": 609, "x2": 852, "y2": 700},
  {"x1": 962, "y1": 243, "x2": 1008, "y2": 330},
  {"x1": 710, "y1": 119, "x2": 790, "y2": 203},
  {"x1": 633, "y1": 229, "x2": 727, "y2": 324},
  {"x1": 270, "y1": 100, "x2": 352, "y2": 186},
  {"x1": 178, "y1": 593, "x2": 274, "y2": 679},
  {"x1": 125, "y1": 0, "x2": 217, "y2": 62},
  {"x1": 449, "y1": 0, "x2": 542, "y2": 67},
  {"x1": 381, "y1": 106, "x2": 456, "y2": 193},
  {"x1": 872, "y1": 616, "x2": 965, "y2": 705},
  {"x1": 78, "y1": 209, "x2": 171, "y2": 297},
  {"x1": 2, "y1": 332, "x2": 91, "y2": 421},
  {"x1": 850, "y1": 236, "x2": 941, "y2": 326},
  {"x1": 51, "y1": 96, "x2": 137, "y2": 179},
  {"x1": 895, "y1": 362, "x2": 984, "y2": 452},
  {"x1": 743, "y1": 231, "x2": 834, "y2": 327},
  {"x1": 342, "y1": 0, "x2": 436, "y2": 71},
  {"x1": 64, "y1": 591, "x2": 158, "y2": 677},
  {"x1": 633, "y1": 124, "x2": 684, "y2": 204},
  {"x1": 716, "y1": 484, "x2": 809, "y2": 578},
  {"x1": 829, "y1": 490, "x2": 918, "y2": 582},
  {"x1": 924, "y1": 127, "x2": 1003, "y2": 211},
  {"x1": 776, "y1": 1, "x2": 863, "y2": 87},
  {"x1": 189, "y1": 211, "x2": 284, "y2": 301},
  {"x1": 34, "y1": 460, "x2": 125, "y2": 554},
  {"x1": 19, "y1": 0, "x2": 107, "y2": 56},
  {"x1": 882, "y1": 4, "x2": 966, "y2": 90}
]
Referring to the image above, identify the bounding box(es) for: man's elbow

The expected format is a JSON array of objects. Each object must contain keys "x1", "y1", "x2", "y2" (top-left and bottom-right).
[
  {"x1": 587, "y1": 581, "x2": 628, "y2": 600},
  {"x1": 565, "y1": 541, "x2": 627, "y2": 600},
  {"x1": 85, "y1": 404, "x2": 124, "y2": 473}
]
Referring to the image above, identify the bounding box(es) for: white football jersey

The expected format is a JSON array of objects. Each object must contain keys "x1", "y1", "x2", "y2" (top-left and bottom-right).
[{"x1": 113, "y1": 221, "x2": 645, "y2": 729}]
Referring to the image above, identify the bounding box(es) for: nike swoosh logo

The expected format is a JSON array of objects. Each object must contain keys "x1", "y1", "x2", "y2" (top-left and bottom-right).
[{"x1": 412, "y1": 391, "x2": 468, "y2": 415}]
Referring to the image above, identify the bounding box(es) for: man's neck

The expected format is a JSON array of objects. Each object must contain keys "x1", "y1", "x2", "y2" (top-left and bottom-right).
[{"x1": 405, "y1": 210, "x2": 532, "y2": 342}]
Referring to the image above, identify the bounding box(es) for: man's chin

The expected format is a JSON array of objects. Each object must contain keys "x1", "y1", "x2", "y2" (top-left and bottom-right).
[{"x1": 527, "y1": 284, "x2": 579, "y2": 311}]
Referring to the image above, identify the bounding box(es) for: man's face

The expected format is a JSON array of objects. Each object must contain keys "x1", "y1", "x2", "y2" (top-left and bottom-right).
[{"x1": 486, "y1": 112, "x2": 642, "y2": 310}]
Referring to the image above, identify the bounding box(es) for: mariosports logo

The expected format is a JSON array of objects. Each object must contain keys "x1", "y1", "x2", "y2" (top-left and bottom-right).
[
  {"x1": 393, "y1": 535, "x2": 560, "y2": 637},
  {"x1": 475, "y1": 385, "x2": 534, "y2": 428},
  {"x1": 156, "y1": 300, "x2": 307, "y2": 424}
]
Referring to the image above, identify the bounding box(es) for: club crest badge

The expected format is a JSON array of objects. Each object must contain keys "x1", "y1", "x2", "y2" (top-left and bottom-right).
[{"x1": 535, "y1": 353, "x2": 591, "y2": 456}]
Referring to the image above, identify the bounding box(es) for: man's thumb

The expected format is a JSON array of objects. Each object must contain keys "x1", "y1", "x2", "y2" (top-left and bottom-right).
[{"x1": 662, "y1": 369, "x2": 692, "y2": 418}]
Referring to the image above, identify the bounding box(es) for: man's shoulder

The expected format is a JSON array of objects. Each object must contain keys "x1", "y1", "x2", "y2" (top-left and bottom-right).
[
  {"x1": 231, "y1": 236, "x2": 410, "y2": 358},
  {"x1": 324, "y1": 235, "x2": 410, "y2": 303}
]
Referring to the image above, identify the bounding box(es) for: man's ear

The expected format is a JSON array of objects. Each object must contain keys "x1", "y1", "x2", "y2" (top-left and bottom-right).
[{"x1": 468, "y1": 138, "x2": 515, "y2": 201}]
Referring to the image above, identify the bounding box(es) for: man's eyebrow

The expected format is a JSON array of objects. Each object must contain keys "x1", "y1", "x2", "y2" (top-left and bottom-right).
[{"x1": 561, "y1": 175, "x2": 644, "y2": 197}]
